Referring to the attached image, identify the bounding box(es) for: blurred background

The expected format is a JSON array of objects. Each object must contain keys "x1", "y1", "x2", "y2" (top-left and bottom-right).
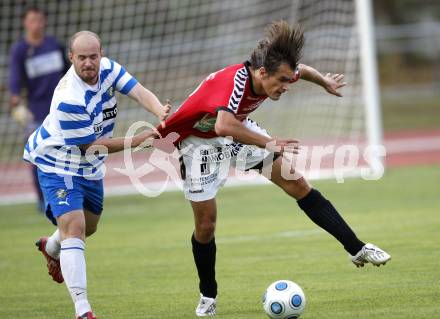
[
  {"x1": 373, "y1": 0, "x2": 440, "y2": 131},
  {"x1": 0, "y1": 0, "x2": 439, "y2": 208}
]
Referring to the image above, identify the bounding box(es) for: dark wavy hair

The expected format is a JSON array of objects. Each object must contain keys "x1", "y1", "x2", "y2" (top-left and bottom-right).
[{"x1": 249, "y1": 20, "x2": 304, "y2": 75}]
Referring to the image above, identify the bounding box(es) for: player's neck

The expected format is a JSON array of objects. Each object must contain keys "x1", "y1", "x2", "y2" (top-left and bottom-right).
[
  {"x1": 249, "y1": 69, "x2": 265, "y2": 96},
  {"x1": 26, "y1": 32, "x2": 44, "y2": 46}
]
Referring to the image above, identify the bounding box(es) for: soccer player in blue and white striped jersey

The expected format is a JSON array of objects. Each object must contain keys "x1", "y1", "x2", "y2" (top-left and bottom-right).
[{"x1": 25, "y1": 31, "x2": 170, "y2": 319}]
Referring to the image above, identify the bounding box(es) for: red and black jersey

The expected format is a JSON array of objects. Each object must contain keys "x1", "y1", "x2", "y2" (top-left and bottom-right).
[{"x1": 157, "y1": 61, "x2": 299, "y2": 143}]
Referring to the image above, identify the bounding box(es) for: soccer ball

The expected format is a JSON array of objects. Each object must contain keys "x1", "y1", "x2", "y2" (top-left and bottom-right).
[{"x1": 262, "y1": 280, "x2": 306, "y2": 319}]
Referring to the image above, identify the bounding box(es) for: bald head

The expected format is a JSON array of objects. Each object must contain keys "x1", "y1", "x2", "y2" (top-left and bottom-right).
[
  {"x1": 68, "y1": 31, "x2": 103, "y2": 85},
  {"x1": 69, "y1": 30, "x2": 102, "y2": 53}
]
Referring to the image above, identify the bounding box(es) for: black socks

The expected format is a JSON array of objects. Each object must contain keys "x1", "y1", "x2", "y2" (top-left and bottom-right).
[
  {"x1": 190, "y1": 189, "x2": 363, "y2": 299},
  {"x1": 191, "y1": 234, "x2": 217, "y2": 298},
  {"x1": 297, "y1": 189, "x2": 365, "y2": 255}
]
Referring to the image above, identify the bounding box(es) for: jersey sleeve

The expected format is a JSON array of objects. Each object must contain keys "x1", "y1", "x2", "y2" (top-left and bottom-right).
[
  {"x1": 224, "y1": 67, "x2": 247, "y2": 114},
  {"x1": 56, "y1": 102, "x2": 96, "y2": 145},
  {"x1": 9, "y1": 43, "x2": 24, "y2": 95},
  {"x1": 201, "y1": 66, "x2": 246, "y2": 115},
  {"x1": 110, "y1": 59, "x2": 138, "y2": 95}
]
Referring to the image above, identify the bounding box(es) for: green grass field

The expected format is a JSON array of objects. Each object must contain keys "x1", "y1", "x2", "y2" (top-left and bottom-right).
[
  {"x1": 0, "y1": 165, "x2": 439, "y2": 318},
  {"x1": 382, "y1": 96, "x2": 440, "y2": 132}
]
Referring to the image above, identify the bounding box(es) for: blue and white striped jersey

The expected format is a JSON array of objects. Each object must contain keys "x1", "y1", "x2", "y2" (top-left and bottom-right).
[{"x1": 23, "y1": 57, "x2": 138, "y2": 179}]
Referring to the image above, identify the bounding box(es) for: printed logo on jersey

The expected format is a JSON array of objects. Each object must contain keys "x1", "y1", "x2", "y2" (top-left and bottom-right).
[
  {"x1": 193, "y1": 114, "x2": 217, "y2": 132},
  {"x1": 25, "y1": 51, "x2": 64, "y2": 79},
  {"x1": 107, "y1": 86, "x2": 115, "y2": 97},
  {"x1": 200, "y1": 143, "x2": 243, "y2": 163},
  {"x1": 200, "y1": 163, "x2": 210, "y2": 175},
  {"x1": 189, "y1": 189, "x2": 204, "y2": 194},
  {"x1": 94, "y1": 121, "x2": 103, "y2": 134},
  {"x1": 57, "y1": 75, "x2": 68, "y2": 90},
  {"x1": 58, "y1": 198, "x2": 70, "y2": 206},
  {"x1": 103, "y1": 105, "x2": 118, "y2": 121},
  {"x1": 56, "y1": 189, "x2": 67, "y2": 199}
]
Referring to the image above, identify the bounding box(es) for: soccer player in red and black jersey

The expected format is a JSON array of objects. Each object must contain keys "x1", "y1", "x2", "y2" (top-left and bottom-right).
[{"x1": 157, "y1": 21, "x2": 391, "y2": 316}]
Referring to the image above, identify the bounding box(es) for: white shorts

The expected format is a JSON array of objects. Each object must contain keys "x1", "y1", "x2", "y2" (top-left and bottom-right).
[{"x1": 178, "y1": 118, "x2": 275, "y2": 201}]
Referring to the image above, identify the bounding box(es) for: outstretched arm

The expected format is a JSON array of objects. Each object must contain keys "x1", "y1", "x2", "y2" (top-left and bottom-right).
[
  {"x1": 79, "y1": 130, "x2": 157, "y2": 154},
  {"x1": 298, "y1": 64, "x2": 346, "y2": 97},
  {"x1": 215, "y1": 110, "x2": 299, "y2": 153},
  {"x1": 215, "y1": 110, "x2": 272, "y2": 148},
  {"x1": 127, "y1": 83, "x2": 171, "y2": 127}
]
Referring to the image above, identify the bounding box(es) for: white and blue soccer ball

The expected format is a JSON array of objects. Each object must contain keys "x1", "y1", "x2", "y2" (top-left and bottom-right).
[{"x1": 262, "y1": 280, "x2": 306, "y2": 319}]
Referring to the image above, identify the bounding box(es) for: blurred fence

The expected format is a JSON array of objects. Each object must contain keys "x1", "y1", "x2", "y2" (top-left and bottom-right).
[{"x1": 376, "y1": 20, "x2": 440, "y2": 99}]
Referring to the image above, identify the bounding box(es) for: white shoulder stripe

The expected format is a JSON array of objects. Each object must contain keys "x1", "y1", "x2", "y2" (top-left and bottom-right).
[
  {"x1": 101, "y1": 57, "x2": 111, "y2": 69},
  {"x1": 62, "y1": 127, "x2": 94, "y2": 139},
  {"x1": 57, "y1": 111, "x2": 91, "y2": 122},
  {"x1": 116, "y1": 72, "x2": 133, "y2": 90},
  {"x1": 227, "y1": 66, "x2": 247, "y2": 113}
]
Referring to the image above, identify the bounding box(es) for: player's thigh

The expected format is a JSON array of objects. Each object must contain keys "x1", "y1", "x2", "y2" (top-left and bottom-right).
[
  {"x1": 84, "y1": 209, "x2": 101, "y2": 237},
  {"x1": 56, "y1": 209, "x2": 86, "y2": 240},
  {"x1": 191, "y1": 199, "x2": 217, "y2": 223},
  {"x1": 267, "y1": 155, "x2": 311, "y2": 200}
]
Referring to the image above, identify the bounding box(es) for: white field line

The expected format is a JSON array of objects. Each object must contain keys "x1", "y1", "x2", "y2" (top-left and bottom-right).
[
  {"x1": 160, "y1": 229, "x2": 323, "y2": 249},
  {"x1": 215, "y1": 229, "x2": 323, "y2": 245}
]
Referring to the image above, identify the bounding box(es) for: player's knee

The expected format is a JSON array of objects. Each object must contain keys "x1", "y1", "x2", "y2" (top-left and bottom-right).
[
  {"x1": 196, "y1": 221, "x2": 216, "y2": 238},
  {"x1": 59, "y1": 216, "x2": 86, "y2": 239},
  {"x1": 283, "y1": 178, "x2": 311, "y2": 200},
  {"x1": 61, "y1": 226, "x2": 85, "y2": 240}
]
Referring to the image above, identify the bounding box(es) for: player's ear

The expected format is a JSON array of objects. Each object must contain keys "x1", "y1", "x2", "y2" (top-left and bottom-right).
[
  {"x1": 100, "y1": 48, "x2": 104, "y2": 56},
  {"x1": 68, "y1": 51, "x2": 73, "y2": 63},
  {"x1": 259, "y1": 67, "x2": 268, "y2": 79}
]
